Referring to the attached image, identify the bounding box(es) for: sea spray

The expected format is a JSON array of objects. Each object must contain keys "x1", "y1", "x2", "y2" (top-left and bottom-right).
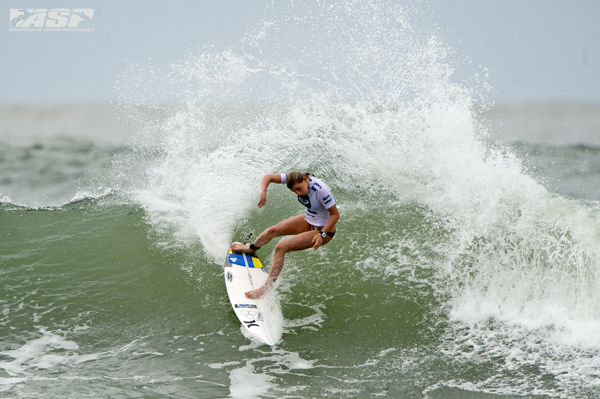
[{"x1": 112, "y1": 0, "x2": 600, "y2": 396}]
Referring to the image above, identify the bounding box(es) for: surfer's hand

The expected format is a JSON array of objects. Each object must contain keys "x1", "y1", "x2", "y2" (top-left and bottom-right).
[
  {"x1": 312, "y1": 234, "x2": 323, "y2": 251},
  {"x1": 258, "y1": 190, "x2": 267, "y2": 208}
]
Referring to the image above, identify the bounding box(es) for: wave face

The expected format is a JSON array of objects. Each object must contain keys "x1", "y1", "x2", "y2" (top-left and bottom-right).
[{"x1": 1, "y1": 1, "x2": 599, "y2": 397}]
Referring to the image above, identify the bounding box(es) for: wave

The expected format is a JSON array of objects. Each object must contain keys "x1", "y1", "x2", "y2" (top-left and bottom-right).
[
  {"x1": 0, "y1": 136, "x2": 132, "y2": 209},
  {"x1": 0, "y1": 189, "x2": 128, "y2": 211},
  {"x1": 106, "y1": 0, "x2": 600, "y2": 396}
]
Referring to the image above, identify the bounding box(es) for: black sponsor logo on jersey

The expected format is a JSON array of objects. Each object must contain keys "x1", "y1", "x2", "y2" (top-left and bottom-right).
[{"x1": 297, "y1": 195, "x2": 311, "y2": 208}]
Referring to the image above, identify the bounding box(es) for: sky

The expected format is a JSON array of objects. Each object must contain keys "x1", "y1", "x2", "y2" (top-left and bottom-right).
[{"x1": 2, "y1": 0, "x2": 599, "y2": 105}]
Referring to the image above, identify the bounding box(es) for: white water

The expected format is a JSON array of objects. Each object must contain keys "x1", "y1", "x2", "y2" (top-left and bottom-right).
[{"x1": 109, "y1": 1, "x2": 600, "y2": 396}]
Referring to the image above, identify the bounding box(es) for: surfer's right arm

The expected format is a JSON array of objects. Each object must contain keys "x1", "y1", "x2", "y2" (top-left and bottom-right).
[{"x1": 258, "y1": 174, "x2": 283, "y2": 208}]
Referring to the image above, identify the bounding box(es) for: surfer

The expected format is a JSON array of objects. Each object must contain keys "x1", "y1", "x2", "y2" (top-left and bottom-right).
[{"x1": 230, "y1": 171, "x2": 339, "y2": 299}]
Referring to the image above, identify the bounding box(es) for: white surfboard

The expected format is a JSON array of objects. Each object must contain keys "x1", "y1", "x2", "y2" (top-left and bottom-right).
[{"x1": 223, "y1": 246, "x2": 282, "y2": 345}]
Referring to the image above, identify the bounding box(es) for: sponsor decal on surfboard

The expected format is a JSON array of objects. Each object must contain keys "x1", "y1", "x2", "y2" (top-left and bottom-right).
[
  {"x1": 235, "y1": 304, "x2": 258, "y2": 309},
  {"x1": 227, "y1": 252, "x2": 263, "y2": 268}
]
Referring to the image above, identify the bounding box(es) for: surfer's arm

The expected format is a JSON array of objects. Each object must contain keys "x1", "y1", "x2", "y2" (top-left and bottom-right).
[
  {"x1": 258, "y1": 174, "x2": 283, "y2": 208},
  {"x1": 322, "y1": 204, "x2": 339, "y2": 234}
]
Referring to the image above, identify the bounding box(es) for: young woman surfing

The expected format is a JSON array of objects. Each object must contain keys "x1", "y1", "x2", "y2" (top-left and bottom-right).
[{"x1": 230, "y1": 171, "x2": 339, "y2": 299}]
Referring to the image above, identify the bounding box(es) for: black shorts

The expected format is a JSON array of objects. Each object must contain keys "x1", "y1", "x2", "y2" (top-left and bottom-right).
[{"x1": 310, "y1": 225, "x2": 335, "y2": 238}]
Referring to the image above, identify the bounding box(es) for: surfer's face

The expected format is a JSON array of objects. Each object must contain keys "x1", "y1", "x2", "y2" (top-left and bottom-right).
[{"x1": 290, "y1": 178, "x2": 309, "y2": 196}]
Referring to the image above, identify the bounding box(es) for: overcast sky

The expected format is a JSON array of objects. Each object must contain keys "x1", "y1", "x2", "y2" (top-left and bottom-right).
[{"x1": 2, "y1": 0, "x2": 599, "y2": 105}]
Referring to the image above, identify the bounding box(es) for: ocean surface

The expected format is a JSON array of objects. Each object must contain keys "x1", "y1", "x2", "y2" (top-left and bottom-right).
[{"x1": 2, "y1": 2, "x2": 600, "y2": 398}]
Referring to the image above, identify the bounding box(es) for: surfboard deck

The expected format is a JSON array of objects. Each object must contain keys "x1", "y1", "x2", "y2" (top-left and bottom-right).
[{"x1": 223, "y1": 246, "x2": 282, "y2": 345}]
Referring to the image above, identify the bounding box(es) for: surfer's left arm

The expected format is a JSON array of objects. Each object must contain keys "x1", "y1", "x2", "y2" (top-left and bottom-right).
[{"x1": 312, "y1": 204, "x2": 339, "y2": 250}]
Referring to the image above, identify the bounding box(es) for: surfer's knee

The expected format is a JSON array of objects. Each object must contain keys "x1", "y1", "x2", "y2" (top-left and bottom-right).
[
  {"x1": 273, "y1": 240, "x2": 291, "y2": 255},
  {"x1": 273, "y1": 241, "x2": 285, "y2": 253},
  {"x1": 264, "y1": 225, "x2": 282, "y2": 238}
]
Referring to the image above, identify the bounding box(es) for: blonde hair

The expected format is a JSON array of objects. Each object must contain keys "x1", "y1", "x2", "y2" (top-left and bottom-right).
[{"x1": 286, "y1": 171, "x2": 314, "y2": 189}]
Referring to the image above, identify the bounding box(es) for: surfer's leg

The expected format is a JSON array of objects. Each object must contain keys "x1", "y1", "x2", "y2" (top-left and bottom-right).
[
  {"x1": 231, "y1": 214, "x2": 310, "y2": 253},
  {"x1": 256, "y1": 214, "x2": 311, "y2": 246},
  {"x1": 246, "y1": 230, "x2": 325, "y2": 299}
]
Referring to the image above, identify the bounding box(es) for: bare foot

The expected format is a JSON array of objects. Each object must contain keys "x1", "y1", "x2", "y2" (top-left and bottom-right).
[
  {"x1": 245, "y1": 285, "x2": 267, "y2": 299},
  {"x1": 230, "y1": 243, "x2": 255, "y2": 254}
]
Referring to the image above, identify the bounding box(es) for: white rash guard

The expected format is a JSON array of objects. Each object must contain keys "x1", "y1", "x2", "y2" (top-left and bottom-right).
[{"x1": 280, "y1": 174, "x2": 336, "y2": 227}]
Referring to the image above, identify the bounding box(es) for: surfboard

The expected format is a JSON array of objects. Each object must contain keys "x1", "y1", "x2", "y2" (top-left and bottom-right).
[{"x1": 223, "y1": 246, "x2": 282, "y2": 345}]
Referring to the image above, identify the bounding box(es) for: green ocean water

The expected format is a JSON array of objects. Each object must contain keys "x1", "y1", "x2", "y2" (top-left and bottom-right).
[
  {"x1": 0, "y1": 197, "x2": 443, "y2": 398},
  {"x1": 2, "y1": 141, "x2": 600, "y2": 398}
]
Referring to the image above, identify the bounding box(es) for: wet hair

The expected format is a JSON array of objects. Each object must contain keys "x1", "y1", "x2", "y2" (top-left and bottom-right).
[{"x1": 286, "y1": 171, "x2": 314, "y2": 189}]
